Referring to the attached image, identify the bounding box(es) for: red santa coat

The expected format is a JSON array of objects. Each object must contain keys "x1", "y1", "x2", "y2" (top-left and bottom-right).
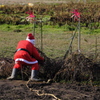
[{"x1": 13, "y1": 40, "x2": 44, "y2": 70}]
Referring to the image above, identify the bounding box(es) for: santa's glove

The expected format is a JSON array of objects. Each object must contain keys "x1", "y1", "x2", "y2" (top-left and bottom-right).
[{"x1": 38, "y1": 60, "x2": 45, "y2": 65}]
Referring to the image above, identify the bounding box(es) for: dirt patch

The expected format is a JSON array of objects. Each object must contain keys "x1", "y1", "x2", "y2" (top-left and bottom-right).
[{"x1": 0, "y1": 79, "x2": 100, "y2": 100}]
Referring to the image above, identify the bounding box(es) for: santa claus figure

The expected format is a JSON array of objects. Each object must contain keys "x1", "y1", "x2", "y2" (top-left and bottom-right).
[{"x1": 7, "y1": 33, "x2": 44, "y2": 81}]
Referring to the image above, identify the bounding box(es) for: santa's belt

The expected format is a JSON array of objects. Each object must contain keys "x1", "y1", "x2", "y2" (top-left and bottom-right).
[{"x1": 16, "y1": 48, "x2": 31, "y2": 55}]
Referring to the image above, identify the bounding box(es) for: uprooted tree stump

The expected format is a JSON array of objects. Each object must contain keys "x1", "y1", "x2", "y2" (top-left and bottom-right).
[{"x1": 0, "y1": 50, "x2": 100, "y2": 83}]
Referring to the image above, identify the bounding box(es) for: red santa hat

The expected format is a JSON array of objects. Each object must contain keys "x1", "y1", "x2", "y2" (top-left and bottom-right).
[
  {"x1": 26, "y1": 33, "x2": 35, "y2": 45},
  {"x1": 26, "y1": 33, "x2": 35, "y2": 40}
]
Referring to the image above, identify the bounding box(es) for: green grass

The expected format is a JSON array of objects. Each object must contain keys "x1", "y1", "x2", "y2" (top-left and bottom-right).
[
  {"x1": 0, "y1": 24, "x2": 33, "y2": 32},
  {"x1": 0, "y1": 24, "x2": 100, "y2": 34}
]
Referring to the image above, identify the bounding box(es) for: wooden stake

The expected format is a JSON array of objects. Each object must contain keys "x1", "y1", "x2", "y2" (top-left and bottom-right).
[
  {"x1": 78, "y1": 17, "x2": 81, "y2": 53},
  {"x1": 40, "y1": 19, "x2": 43, "y2": 51}
]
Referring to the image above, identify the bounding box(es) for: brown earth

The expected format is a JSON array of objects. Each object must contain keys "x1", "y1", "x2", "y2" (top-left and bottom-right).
[
  {"x1": 0, "y1": 79, "x2": 100, "y2": 100},
  {"x1": 0, "y1": 54, "x2": 100, "y2": 100}
]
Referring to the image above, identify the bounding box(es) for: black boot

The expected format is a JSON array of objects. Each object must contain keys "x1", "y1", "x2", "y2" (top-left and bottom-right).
[
  {"x1": 7, "y1": 68, "x2": 18, "y2": 80},
  {"x1": 30, "y1": 70, "x2": 43, "y2": 82}
]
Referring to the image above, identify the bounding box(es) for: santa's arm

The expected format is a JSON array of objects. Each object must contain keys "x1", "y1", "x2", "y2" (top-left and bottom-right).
[{"x1": 32, "y1": 47, "x2": 44, "y2": 61}]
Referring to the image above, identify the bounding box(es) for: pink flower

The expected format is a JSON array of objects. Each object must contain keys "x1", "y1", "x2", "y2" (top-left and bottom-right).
[
  {"x1": 26, "y1": 11, "x2": 35, "y2": 23},
  {"x1": 26, "y1": 11, "x2": 35, "y2": 18},
  {"x1": 71, "y1": 9, "x2": 80, "y2": 21}
]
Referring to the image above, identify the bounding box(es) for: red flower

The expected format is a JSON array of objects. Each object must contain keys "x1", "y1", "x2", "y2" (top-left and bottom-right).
[{"x1": 71, "y1": 9, "x2": 80, "y2": 21}]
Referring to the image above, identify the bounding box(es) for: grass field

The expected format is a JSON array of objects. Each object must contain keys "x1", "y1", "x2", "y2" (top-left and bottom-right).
[{"x1": 0, "y1": 24, "x2": 100, "y2": 62}]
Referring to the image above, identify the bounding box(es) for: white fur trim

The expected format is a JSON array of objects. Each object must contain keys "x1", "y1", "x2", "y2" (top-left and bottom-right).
[
  {"x1": 15, "y1": 58, "x2": 38, "y2": 64},
  {"x1": 26, "y1": 38, "x2": 35, "y2": 45}
]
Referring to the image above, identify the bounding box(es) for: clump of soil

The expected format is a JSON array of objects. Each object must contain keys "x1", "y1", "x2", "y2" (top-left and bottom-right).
[
  {"x1": 0, "y1": 57, "x2": 14, "y2": 78},
  {"x1": 39, "y1": 50, "x2": 100, "y2": 83},
  {"x1": 53, "y1": 53, "x2": 94, "y2": 82}
]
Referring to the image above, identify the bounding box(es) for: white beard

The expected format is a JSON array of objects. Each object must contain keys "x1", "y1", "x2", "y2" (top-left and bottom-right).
[{"x1": 26, "y1": 38, "x2": 35, "y2": 45}]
